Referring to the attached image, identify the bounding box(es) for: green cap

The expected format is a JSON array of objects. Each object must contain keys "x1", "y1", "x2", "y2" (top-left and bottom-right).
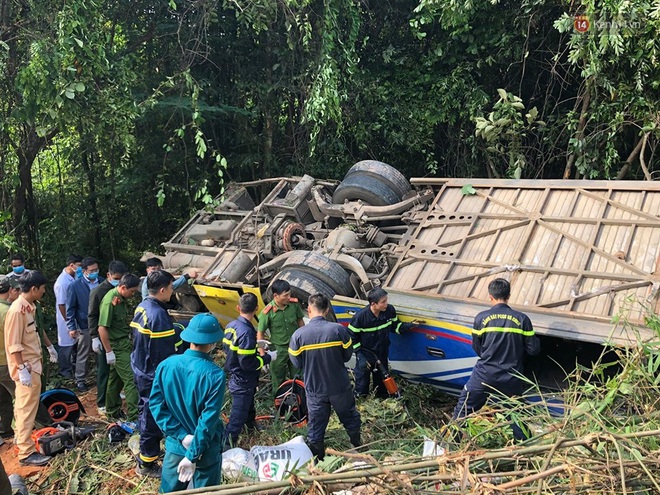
[{"x1": 180, "y1": 313, "x2": 223, "y2": 345}]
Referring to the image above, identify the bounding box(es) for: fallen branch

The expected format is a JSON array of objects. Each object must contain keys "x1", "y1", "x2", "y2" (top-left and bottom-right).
[
  {"x1": 175, "y1": 429, "x2": 660, "y2": 495},
  {"x1": 89, "y1": 464, "x2": 139, "y2": 487},
  {"x1": 491, "y1": 464, "x2": 568, "y2": 491}
]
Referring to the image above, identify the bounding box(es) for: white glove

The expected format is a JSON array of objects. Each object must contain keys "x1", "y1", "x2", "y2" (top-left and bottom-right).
[
  {"x1": 182, "y1": 434, "x2": 194, "y2": 449},
  {"x1": 92, "y1": 338, "x2": 103, "y2": 354},
  {"x1": 177, "y1": 456, "x2": 196, "y2": 483},
  {"x1": 47, "y1": 345, "x2": 58, "y2": 364},
  {"x1": 18, "y1": 367, "x2": 32, "y2": 387},
  {"x1": 257, "y1": 339, "x2": 270, "y2": 350},
  {"x1": 266, "y1": 350, "x2": 278, "y2": 362},
  {"x1": 106, "y1": 351, "x2": 116, "y2": 366}
]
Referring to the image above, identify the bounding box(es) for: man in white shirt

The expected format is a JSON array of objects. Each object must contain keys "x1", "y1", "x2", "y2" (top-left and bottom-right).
[{"x1": 53, "y1": 255, "x2": 82, "y2": 379}]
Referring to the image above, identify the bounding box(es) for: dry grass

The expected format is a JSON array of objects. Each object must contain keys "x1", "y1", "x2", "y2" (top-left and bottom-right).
[{"x1": 29, "y1": 313, "x2": 660, "y2": 494}]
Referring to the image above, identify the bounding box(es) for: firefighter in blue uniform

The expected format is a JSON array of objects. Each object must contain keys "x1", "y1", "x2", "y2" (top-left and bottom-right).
[
  {"x1": 223, "y1": 293, "x2": 276, "y2": 449},
  {"x1": 452, "y1": 278, "x2": 540, "y2": 440},
  {"x1": 348, "y1": 287, "x2": 411, "y2": 398},
  {"x1": 130, "y1": 270, "x2": 186, "y2": 478},
  {"x1": 289, "y1": 293, "x2": 361, "y2": 460},
  {"x1": 150, "y1": 313, "x2": 226, "y2": 493}
]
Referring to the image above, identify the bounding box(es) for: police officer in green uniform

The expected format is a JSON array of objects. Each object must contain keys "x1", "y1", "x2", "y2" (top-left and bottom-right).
[
  {"x1": 257, "y1": 280, "x2": 304, "y2": 395},
  {"x1": 97, "y1": 273, "x2": 141, "y2": 421}
]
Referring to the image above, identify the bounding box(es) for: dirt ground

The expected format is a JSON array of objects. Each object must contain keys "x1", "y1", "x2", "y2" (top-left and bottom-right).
[{"x1": 1, "y1": 382, "x2": 108, "y2": 484}]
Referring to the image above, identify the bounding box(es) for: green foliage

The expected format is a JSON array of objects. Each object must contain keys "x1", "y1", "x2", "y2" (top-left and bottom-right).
[
  {"x1": 1, "y1": 0, "x2": 659, "y2": 274},
  {"x1": 554, "y1": 0, "x2": 660, "y2": 178},
  {"x1": 475, "y1": 89, "x2": 545, "y2": 178}
]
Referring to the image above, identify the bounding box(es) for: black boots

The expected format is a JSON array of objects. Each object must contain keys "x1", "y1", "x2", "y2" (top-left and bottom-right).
[
  {"x1": 245, "y1": 419, "x2": 264, "y2": 433},
  {"x1": 136, "y1": 460, "x2": 162, "y2": 478},
  {"x1": 348, "y1": 430, "x2": 361, "y2": 448},
  {"x1": 306, "y1": 430, "x2": 360, "y2": 461},
  {"x1": 306, "y1": 439, "x2": 326, "y2": 460}
]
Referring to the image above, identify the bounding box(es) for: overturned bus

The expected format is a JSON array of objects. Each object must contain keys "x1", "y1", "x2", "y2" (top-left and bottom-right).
[{"x1": 154, "y1": 161, "x2": 660, "y2": 394}]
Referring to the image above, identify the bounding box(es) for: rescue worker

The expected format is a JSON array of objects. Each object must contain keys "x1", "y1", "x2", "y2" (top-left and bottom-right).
[
  {"x1": 131, "y1": 270, "x2": 185, "y2": 478},
  {"x1": 97, "y1": 273, "x2": 141, "y2": 422},
  {"x1": 452, "y1": 278, "x2": 540, "y2": 441},
  {"x1": 4, "y1": 271, "x2": 51, "y2": 466},
  {"x1": 223, "y1": 293, "x2": 276, "y2": 449},
  {"x1": 140, "y1": 257, "x2": 198, "y2": 301},
  {"x1": 88, "y1": 260, "x2": 129, "y2": 416},
  {"x1": 150, "y1": 313, "x2": 226, "y2": 493},
  {"x1": 289, "y1": 293, "x2": 361, "y2": 460},
  {"x1": 348, "y1": 287, "x2": 411, "y2": 398},
  {"x1": 256, "y1": 280, "x2": 304, "y2": 395}
]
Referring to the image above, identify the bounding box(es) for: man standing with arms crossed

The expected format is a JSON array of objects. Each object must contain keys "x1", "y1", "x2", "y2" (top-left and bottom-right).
[
  {"x1": 131, "y1": 270, "x2": 185, "y2": 477},
  {"x1": 257, "y1": 280, "x2": 304, "y2": 396},
  {"x1": 452, "y1": 278, "x2": 540, "y2": 441},
  {"x1": 289, "y1": 293, "x2": 361, "y2": 460},
  {"x1": 4, "y1": 271, "x2": 51, "y2": 466}
]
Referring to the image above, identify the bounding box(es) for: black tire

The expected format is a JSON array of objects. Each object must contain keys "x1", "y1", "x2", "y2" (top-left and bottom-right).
[
  {"x1": 175, "y1": 293, "x2": 203, "y2": 312},
  {"x1": 282, "y1": 251, "x2": 354, "y2": 296},
  {"x1": 332, "y1": 173, "x2": 401, "y2": 206},
  {"x1": 345, "y1": 160, "x2": 411, "y2": 200},
  {"x1": 268, "y1": 267, "x2": 336, "y2": 304}
]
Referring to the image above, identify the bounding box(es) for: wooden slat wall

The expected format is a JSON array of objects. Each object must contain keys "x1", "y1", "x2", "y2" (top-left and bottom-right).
[{"x1": 386, "y1": 180, "x2": 660, "y2": 325}]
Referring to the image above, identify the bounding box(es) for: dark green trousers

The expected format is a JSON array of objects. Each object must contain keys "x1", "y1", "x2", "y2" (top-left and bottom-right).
[
  {"x1": 160, "y1": 451, "x2": 220, "y2": 493},
  {"x1": 106, "y1": 346, "x2": 138, "y2": 421},
  {"x1": 96, "y1": 350, "x2": 109, "y2": 408},
  {"x1": 270, "y1": 344, "x2": 299, "y2": 396}
]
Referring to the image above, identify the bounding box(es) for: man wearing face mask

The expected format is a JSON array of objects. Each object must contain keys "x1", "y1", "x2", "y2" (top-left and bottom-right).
[
  {"x1": 53, "y1": 255, "x2": 83, "y2": 380},
  {"x1": 88, "y1": 261, "x2": 128, "y2": 416},
  {"x1": 66, "y1": 257, "x2": 104, "y2": 392},
  {"x1": 6, "y1": 253, "x2": 30, "y2": 279}
]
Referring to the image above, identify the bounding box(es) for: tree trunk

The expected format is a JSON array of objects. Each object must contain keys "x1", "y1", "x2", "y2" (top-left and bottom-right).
[
  {"x1": 616, "y1": 135, "x2": 645, "y2": 180},
  {"x1": 564, "y1": 88, "x2": 591, "y2": 179},
  {"x1": 79, "y1": 126, "x2": 103, "y2": 259},
  {"x1": 14, "y1": 127, "x2": 56, "y2": 266}
]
